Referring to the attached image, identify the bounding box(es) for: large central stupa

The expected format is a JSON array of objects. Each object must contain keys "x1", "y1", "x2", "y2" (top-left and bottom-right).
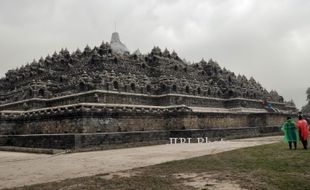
[
  {"x1": 0, "y1": 32, "x2": 296, "y2": 150},
  {"x1": 110, "y1": 32, "x2": 130, "y2": 54}
]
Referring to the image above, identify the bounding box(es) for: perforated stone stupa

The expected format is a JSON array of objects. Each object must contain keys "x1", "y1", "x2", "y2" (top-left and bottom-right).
[{"x1": 0, "y1": 32, "x2": 296, "y2": 150}]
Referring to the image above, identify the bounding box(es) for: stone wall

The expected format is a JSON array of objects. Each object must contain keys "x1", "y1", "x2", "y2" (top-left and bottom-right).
[
  {"x1": 0, "y1": 90, "x2": 295, "y2": 112},
  {"x1": 0, "y1": 127, "x2": 282, "y2": 149},
  {"x1": 0, "y1": 102, "x2": 291, "y2": 150},
  {"x1": 266, "y1": 114, "x2": 288, "y2": 127},
  {"x1": 0, "y1": 103, "x2": 289, "y2": 136},
  {"x1": 197, "y1": 113, "x2": 249, "y2": 129}
]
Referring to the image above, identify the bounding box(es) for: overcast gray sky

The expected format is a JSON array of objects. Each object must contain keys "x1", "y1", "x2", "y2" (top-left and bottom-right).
[{"x1": 0, "y1": 0, "x2": 309, "y2": 108}]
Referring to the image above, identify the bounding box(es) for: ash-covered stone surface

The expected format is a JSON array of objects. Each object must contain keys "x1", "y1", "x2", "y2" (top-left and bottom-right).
[{"x1": 0, "y1": 32, "x2": 289, "y2": 106}]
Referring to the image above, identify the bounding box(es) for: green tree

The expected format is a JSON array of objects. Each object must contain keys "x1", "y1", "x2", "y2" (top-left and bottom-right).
[{"x1": 302, "y1": 87, "x2": 310, "y2": 114}]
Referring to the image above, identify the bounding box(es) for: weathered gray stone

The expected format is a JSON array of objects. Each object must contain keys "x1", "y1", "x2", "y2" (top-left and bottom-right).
[{"x1": 0, "y1": 32, "x2": 297, "y2": 150}]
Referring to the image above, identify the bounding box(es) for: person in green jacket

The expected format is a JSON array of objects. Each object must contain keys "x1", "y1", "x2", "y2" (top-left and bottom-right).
[{"x1": 281, "y1": 117, "x2": 299, "y2": 149}]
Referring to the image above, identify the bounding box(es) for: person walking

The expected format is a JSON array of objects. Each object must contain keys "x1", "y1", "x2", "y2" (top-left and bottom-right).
[
  {"x1": 297, "y1": 115, "x2": 309, "y2": 150},
  {"x1": 281, "y1": 117, "x2": 299, "y2": 150}
]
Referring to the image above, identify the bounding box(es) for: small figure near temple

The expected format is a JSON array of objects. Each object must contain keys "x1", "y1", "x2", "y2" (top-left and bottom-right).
[
  {"x1": 281, "y1": 117, "x2": 298, "y2": 150},
  {"x1": 297, "y1": 114, "x2": 309, "y2": 150},
  {"x1": 262, "y1": 99, "x2": 278, "y2": 112}
]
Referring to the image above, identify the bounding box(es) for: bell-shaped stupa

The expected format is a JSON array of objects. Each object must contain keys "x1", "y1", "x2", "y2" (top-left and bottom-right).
[{"x1": 110, "y1": 32, "x2": 129, "y2": 54}]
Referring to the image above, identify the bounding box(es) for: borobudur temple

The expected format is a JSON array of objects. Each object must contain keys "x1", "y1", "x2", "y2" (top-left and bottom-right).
[{"x1": 0, "y1": 32, "x2": 297, "y2": 150}]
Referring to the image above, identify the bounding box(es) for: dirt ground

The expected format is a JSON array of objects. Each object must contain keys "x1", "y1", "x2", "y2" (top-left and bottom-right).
[
  {"x1": 173, "y1": 172, "x2": 246, "y2": 190},
  {"x1": 0, "y1": 136, "x2": 281, "y2": 189}
]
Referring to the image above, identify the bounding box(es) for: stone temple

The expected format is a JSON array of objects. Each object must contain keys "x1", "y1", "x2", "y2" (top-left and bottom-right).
[{"x1": 0, "y1": 32, "x2": 296, "y2": 150}]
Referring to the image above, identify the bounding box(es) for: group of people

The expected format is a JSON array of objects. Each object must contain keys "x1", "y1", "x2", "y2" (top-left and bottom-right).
[{"x1": 282, "y1": 115, "x2": 309, "y2": 150}]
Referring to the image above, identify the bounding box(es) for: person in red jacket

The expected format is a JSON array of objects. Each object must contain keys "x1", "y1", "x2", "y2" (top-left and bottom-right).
[{"x1": 297, "y1": 115, "x2": 309, "y2": 149}]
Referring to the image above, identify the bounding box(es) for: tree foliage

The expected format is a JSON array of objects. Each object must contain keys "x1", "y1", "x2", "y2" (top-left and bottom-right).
[
  {"x1": 302, "y1": 103, "x2": 310, "y2": 114},
  {"x1": 307, "y1": 87, "x2": 310, "y2": 101},
  {"x1": 302, "y1": 87, "x2": 310, "y2": 114}
]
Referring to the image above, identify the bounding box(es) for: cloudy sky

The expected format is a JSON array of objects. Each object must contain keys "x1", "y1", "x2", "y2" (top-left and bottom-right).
[{"x1": 0, "y1": 0, "x2": 309, "y2": 108}]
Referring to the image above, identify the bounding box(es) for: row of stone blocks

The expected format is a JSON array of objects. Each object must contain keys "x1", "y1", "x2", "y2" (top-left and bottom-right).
[
  {"x1": 0, "y1": 90, "x2": 296, "y2": 113},
  {"x1": 0, "y1": 104, "x2": 192, "y2": 120},
  {"x1": 0, "y1": 126, "x2": 281, "y2": 150}
]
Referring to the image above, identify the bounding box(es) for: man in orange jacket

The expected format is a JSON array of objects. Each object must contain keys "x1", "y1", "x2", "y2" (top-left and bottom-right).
[{"x1": 297, "y1": 115, "x2": 309, "y2": 149}]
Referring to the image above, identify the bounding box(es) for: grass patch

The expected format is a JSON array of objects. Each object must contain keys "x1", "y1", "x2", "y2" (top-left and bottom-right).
[
  {"x1": 9, "y1": 175, "x2": 192, "y2": 190},
  {"x1": 9, "y1": 142, "x2": 310, "y2": 190}
]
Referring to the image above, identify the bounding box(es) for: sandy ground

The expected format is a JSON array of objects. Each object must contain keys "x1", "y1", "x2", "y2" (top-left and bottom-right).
[{"x1": 0, "y1": 136, "x2": 281, "y2": 189}]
